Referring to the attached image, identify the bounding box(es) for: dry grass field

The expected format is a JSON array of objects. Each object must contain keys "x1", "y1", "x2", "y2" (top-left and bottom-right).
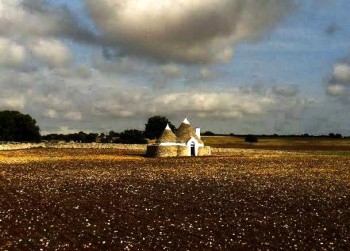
[
  {"x1": 1, "y1": 147, "x2": 350, "y2": 250},
  {"x1": 202, "y1": 136, "x2": 350, "y2": 151}
]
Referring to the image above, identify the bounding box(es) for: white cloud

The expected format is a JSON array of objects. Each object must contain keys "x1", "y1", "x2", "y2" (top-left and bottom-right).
[
  {"x1": 326, "y1": 84, "x2": 346, "y2": 96},
  {"x1": 93, "y1": 56, "x2": 138, "y2": 74},
  {"x1": 326, "y1": 62, "x2": 350, "y2": 99},
  {"x1": 151, "y1": 91, "x2": 275, "y2": 118},
  {"x1": 55, "y1": 65, "x2": 93, "y2": 79},
  {"x1": 32, "y1": 94, "x2": 73, "y2": 111},
  {"x1": 64, "y1": 111, "x2": 83, "y2": 121},
  {"x1": 199, "y1": 67, "x2": 214, "y2": 81},
  {"x1": 44, "y1": 109, "x2": 58, "y2": 119},
  {"x1": 56, "y1": 126, "x2": 78, "y2": 135},
  {"x1": 0, "y1": 37, "x2": 26, "y2": 67},
  {"x1": 333, "y1": 63, "x2": 350, "y2": 84},
  {"x1": 161, "y1": 64, "x2": 182, "y2": 78},
  {"x1": 272, "y1": 85, "x2": 298, "y2": 97},
  {"x1": 86, "y1": 0, "x2": 296, "y2": 63},
  {"x1": 0, "y1": 96, "x2": 25, "y2": 110},
  {"x1": 0, "y1": 64, "x2": 318, "y2": 134},
  {"x1": 1, "y1": 0, "x2": 347, "y2": 136},
  {"x1": 29, "y1": 39, "x2": 72, "y2": 67},
  {"x1": 0, "y1": 0, "x2": 97, "y2": 69}
]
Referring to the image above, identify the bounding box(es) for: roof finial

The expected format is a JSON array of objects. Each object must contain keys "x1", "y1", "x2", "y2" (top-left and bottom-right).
[
  {"x1": 183, "y1": 117, "x2": 190, "y2": 125},
  {"x1": 165, "y1": 123, "x2": 171, "y2": 130}
]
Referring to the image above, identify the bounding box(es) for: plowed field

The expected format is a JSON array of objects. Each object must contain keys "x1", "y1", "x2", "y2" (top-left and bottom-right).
[{"x1": 1, "y1": 148, "x2": 350, "y2": 250}]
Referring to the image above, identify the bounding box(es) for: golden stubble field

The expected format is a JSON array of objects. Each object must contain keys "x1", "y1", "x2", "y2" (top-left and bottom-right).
[
  {"x1": 1, "y1": 148, "x2": 350, "y2": 250},
  {"x1": 202, "y1": 136, "x2": 350, "y2": 151}
]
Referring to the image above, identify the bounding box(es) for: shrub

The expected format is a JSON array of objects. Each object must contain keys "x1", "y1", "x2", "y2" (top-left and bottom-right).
[
  {"x1": 202, "y1": 131, "x2": 215, "y2": 136},
  {"x1": 245, "y1": 135, "x2": 258, "y2": 144}
]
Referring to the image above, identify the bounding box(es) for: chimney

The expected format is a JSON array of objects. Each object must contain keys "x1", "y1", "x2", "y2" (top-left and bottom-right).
[{"x1": 195, "y1": 128, "x2": 201, "y2": 139}]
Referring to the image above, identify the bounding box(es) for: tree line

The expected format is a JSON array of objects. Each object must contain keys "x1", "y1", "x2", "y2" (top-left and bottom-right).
[
  {"x1": 0, "y1": 110, "x2": 347, "y2": 143},
  {"x1": 42, "y1": 116, "x2": 173, "y2": 144},
  {"x1": 0, "y1": 112, "x2": 176, "y2": 144},
  {"x1": 42, "y1": 130, "x2": 147, "y2": 144}
]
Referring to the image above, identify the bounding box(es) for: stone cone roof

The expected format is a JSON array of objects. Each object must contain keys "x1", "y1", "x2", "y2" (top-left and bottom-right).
[
  {"x1": 176, "y1": 118, "x2": 203, "y2": 144},
  {"x1": 156, "y1": 124, "x2": 177, "y2": 143}
]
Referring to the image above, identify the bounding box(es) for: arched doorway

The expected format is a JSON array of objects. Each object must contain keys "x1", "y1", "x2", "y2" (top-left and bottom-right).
[
  {"x1": 190, "y1": 142, "x2": 195, "y2": 156},
  {"x1": 187, "y1": 138, "x2": 198, "y2": 156}
]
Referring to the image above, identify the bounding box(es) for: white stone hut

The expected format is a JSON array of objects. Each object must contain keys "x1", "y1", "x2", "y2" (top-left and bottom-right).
[{"x1": 146, "y1": 118, "x2": 211, "y2": 157}]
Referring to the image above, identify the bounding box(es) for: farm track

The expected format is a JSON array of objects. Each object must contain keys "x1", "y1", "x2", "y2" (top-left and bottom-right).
[{"x1": 1, "y1": 148, "x2": 350, "y2": 250}]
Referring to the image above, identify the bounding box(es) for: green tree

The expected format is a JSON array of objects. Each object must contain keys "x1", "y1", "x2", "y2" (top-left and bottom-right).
[
  {"x1": 0, "y1": 110, "x2": 41, "y2": 142},
  {"x1": 85, "y1": 133, "x2": 98, "y2": 143},
  {"x1": 329, "y1": 133, "x2": 342, "y2": 139},
  {"x1": 144, "y1": 115, "x2": 176, "y2": 139},
  {"x1": 106, "y1": 130, "x2": 119, "y2": 143},
  {"x1": 119, "y1": 129, "x2": 147, "y2": 144}
]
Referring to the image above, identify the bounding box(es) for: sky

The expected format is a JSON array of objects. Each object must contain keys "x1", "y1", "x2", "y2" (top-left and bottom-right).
[{"x1": 1, "y1": 0, "x2": 350, "y2": 135}]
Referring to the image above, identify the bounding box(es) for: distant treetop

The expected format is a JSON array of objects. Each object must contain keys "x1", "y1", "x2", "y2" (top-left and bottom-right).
[{"x1": 202, "y1": 131, "x2": 215, "y2": 136}]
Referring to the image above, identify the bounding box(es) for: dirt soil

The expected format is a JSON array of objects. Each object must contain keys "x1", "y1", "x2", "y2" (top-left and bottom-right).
[{"x1": 1, "y1": 148, "x2": 350, "y2": 250}]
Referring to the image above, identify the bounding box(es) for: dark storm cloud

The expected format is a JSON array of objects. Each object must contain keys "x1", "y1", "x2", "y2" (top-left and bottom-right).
[{"x1": 0, "y1": 0, "x2": 96, "y2": 43}]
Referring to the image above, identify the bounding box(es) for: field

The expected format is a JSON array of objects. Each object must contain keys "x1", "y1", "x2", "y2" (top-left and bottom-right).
[
  {"x1": 202, "y1": 136, "x2": 350, "y2": 151},
  {"x1": 1, "y1": 147, "x2": 350, "y2": 250}
]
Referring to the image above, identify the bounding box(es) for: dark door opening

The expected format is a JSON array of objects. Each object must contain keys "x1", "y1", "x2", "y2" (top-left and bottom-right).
[{"x1": 190, "y1": 143, "x2": 195, "y2": 156}]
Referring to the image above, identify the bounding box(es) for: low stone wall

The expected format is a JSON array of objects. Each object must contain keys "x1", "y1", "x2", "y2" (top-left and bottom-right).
[
  {"x1": 177, "y1": 146, "x2": 188, "y2": 157},
  {"x1": 146, "y1": 145, "x2": 178, "y2": 157},
  {"x1": 211, "y1": 148, "x2": 256, "y2": 153},
  {"x1": 47, "y1": 143, "x2": 146, "y2": 150},
  {"x1": 0, "y1": 142, "x2": 147, "y2": 151},
  {"x1": 1, "y1": 142, "x2": 212, "y2": 157},
  {"x1": 0, "y1": 143, "x2": 46, "y2": 151},
  {"x1": 146, "y1": 145, "x2": 211, "y2": 157},
  {"x1": 198, "y1": 146, "x2": 211, "y2": 156}
]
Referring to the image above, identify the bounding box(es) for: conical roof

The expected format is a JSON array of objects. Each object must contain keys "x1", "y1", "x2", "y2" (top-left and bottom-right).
[
  {"x1": 156, "y1": 124, "x2": 177, "y2": 143},
  {"x1": 176, "y1": 118, "x2": 203, "y2": 144}
]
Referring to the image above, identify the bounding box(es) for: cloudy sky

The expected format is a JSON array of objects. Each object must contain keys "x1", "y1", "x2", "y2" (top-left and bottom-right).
[{"x1": 1, "y1": 0, "x2": 350, "y2": 135}]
